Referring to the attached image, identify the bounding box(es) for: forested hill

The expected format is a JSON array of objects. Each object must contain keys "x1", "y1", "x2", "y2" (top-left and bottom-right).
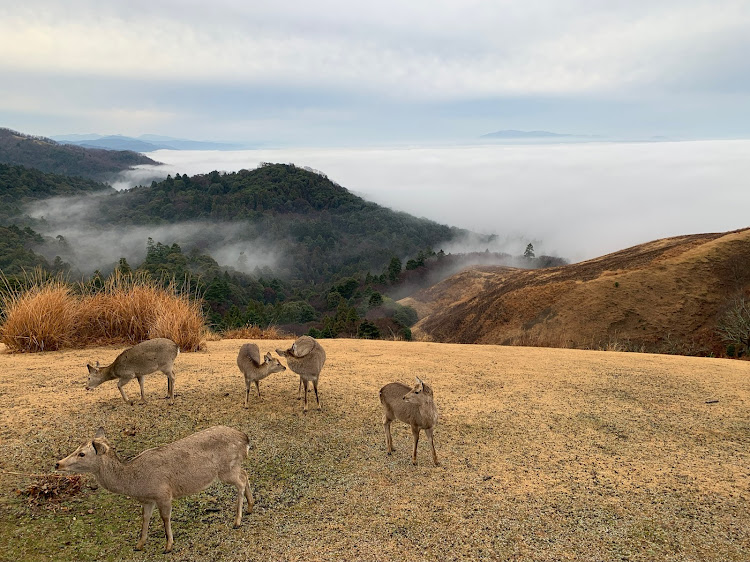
[
  {"x1": 0, "y1": 128, "x2": 158, "y2": 181},
  {"x1": 93, "y1": 163, "x2": 469, "y2": 282},
  {"x1": 0, "y1": 163, "x2": 113, "y2": 223}
]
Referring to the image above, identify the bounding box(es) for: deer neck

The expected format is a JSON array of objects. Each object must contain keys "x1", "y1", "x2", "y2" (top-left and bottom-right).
[
  {"x1": 100, "y1": 364, "x2": 119, "y2": 382},
  {"x1": 93, "y1": 452, "x2": 135, "y2": 496},
  {"x1": 418, "y1": 400, "x2": 438, "y2": 426}
]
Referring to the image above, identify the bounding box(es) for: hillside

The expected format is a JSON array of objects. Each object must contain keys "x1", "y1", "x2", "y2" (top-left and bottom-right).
[
  {"x1": 1, "y1": 340, "x2": 749, "y2": 560},
  {"x1": 0, "y1": 128, "x2": 158, "y2": 182},
  {"x1": 86, "y1": 163, "x2": 469, "y2": 283},
  {"x1": 0, "y1": 163, "x2": 113, "y2": 222},
  {"x1": 404, "y1": 228, "x2": 750, "y2": 355},
  {"x1": 0, "y1": 160, "x2": 479, "y2": 332}
]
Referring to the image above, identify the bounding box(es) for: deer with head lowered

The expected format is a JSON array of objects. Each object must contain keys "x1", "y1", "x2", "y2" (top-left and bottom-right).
[
  {"x1": 85, "y1": 338, "x2": 179, "y2": 404},
  {"x1": 379, "y1": 377, "x2": 440, "y2": 466},
  {"x1": 55, "y1": 426, "x2": 253, "y2": 553},
  {"x1": 237, "y1": 342, "x2": 286, "y2": 406},
  {"x1": 275, "y1": 335, "x2": 326, "y2": 412}
]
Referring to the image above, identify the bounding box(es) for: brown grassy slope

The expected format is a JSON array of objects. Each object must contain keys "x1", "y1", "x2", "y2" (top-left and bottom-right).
[
  {"x1": 1, "y1": 339, "x2": 749, "y2": 561},
  {"x1": 404, "y1": 229, "x2": 750, "y2": 354}
]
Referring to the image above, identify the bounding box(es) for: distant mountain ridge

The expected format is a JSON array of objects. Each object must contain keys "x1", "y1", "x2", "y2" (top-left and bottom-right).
[
  {"x1": 481, "y1": 129, "x2": 574, "y2": 139},
  {"x1": 52, "y1": 134, "x2": 245, "y2": 152},
  {"x1": 0, "y1": 128, "x2": 158, "y2": 182}
]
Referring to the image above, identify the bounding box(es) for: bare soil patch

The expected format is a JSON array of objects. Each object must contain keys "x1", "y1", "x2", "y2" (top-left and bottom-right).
[{"x1": 1, "y1": 340, "x2": 749, "y2": 560}]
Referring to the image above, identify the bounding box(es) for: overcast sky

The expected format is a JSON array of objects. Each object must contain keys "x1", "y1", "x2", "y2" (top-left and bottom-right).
[{"x1": 2, "y1": 0, "x2": 749, "y2": 143}]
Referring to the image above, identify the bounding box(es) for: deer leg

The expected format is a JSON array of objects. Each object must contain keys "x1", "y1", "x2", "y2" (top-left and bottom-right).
[
  {"x1": 165, "y1": 369, "x2": 175, "y2": 402},
  {"x1": 220, "y1": 467, "x2": 254, "y2": 527},
  {"x1": 135, "y1": 501, "x2": 155, "y2": 550},
  {"x1": 254, "y1": 380, "x2": 261, "y2": 399},
  {"x1": 157, "y1": 500, "x2": 174, "y2": 553},
  {"x1": 426, "y1": 427, "x2": 440, "y2": 467},
  {"x1": 312, "y1": 379, "x2": 321, "y2": 411},
  {"x1": 244, "y1": 384, "x2": 250, "y2": 408},
  {"x1": 383, "y1": 416, "x2": 394, "y2": 454},
  {"x1": 297, "y1": 378, "x2": 303, "y2": 400},
  {"x1": 117, "y1": 379, "x2": 133, "y2": 405},
  {"x1": 411, "y1": 426, "x2": 421, "y2": 465},
  {"x1": 137, "y1": 376, "x2": 147, "y2": 403},
  {"x1": 303, "y1": 379, "x2": 309, "y2": 413}
]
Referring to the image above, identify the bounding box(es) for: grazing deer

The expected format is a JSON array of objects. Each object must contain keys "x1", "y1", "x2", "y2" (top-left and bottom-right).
[
  {"x1": 237, "y1": 343, "x2": 286, "y2": 406},
  {"x1": 379, "y1": 377, "x2": 440, "y2": 466},
  {"x1": 276, "y1": 336, "x2": 326, "y2": 412},
  {"x1": 85, "y1": 338, "x2": 179, "y2": 404},
  {"x1": 55, "y1": 426, "x2": 253, "y2": 553}
]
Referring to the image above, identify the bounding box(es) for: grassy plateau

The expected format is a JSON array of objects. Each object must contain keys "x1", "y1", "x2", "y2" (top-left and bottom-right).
[{"x1": 1, "y1": 339, "x2": 749, "y2": 561}]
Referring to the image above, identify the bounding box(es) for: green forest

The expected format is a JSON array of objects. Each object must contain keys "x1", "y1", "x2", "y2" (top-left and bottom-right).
[{"x1": 0, "y1": 140, "x2": 565, "y2": 340}]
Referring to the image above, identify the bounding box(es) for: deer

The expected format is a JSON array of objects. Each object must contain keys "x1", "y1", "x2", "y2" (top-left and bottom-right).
[
  {"x1": 85, "y1": 338, "x2": 179, "y2": 405},
  {"x1": 55, "y1": 426, "x2": 253, "y2": 553},
  {"x1": 237, "y1": 343, "x2": 287, "y2": 406},
  {"x1": 275, "y1": 335, "x2": 326, "y2": 412},
  {"x1": 379, "y1": 377, "x2": 440, "y2": 466}
]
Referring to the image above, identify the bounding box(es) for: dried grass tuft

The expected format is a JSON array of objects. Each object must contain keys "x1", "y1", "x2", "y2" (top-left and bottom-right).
[
  {"x1": 222, "y1": 324, "x2": 291, "y2": 340},
  {"x1": 1, "y1": 270, "x2": 206, "y2": 352},
  {"x1": 1, "y1": 274, "x2": 76, "y2": 352}
]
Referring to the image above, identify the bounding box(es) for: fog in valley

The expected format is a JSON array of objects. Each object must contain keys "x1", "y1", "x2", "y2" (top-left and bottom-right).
[
  {"x1": 26, "y1": 195, "x2": 283, "y2": 276},
  {"x1": 25, "y1": 139, "x2": 750, "y2": 276},
  {"x1": 109, "y1": 140, "x2": 750, "y2": 264}
]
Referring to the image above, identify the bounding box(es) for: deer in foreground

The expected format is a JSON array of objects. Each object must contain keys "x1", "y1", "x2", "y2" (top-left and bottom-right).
[
  {"x1": 379, "y1": 377, "x2": 440, "y2": 466},
  {"x1": 276, "y1": 335, "x2": 326, "y2": 412},
  {"x1": 85, "y1": 338, "x2": 179, "y2": 404},
  {"x1": 237, "y1": 343, "x2": 287, "y2": 406},
  {"x1": 55, "y1": 426, "x2": 253, "y2": 553}
]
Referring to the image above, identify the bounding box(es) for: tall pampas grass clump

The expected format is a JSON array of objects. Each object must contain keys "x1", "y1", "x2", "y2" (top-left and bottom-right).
[
  {"x1": 1, "y1": 270, "x2": 206, "y2": 352},
  {"x1": 0, "y1": 272, "x2": 76, "y2": 352}
]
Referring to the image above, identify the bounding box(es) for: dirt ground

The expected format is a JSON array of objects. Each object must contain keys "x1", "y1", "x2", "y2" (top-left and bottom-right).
[{"x1": 1, "y1": 339, "x2": 749, "y2": 561}]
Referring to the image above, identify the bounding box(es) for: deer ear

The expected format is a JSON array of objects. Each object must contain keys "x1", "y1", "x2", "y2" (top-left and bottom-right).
[
  {"x1": 94, "y1": 427, "x2": 106, "y2": 439},
  {"x1": 415, "y1": 376, "x2": 423, "y2": 387},
  {"x1": 92, "y1": 440, "x2": 109, "y2": 455}
]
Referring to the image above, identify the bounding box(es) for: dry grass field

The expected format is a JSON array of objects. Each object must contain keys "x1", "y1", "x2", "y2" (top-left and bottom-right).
[{"x1": 1, "y1": 339, "x2": 749, "y2": 561}]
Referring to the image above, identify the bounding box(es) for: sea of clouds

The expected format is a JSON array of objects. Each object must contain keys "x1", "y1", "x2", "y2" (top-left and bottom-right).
[{"x1": 111, "y1": 140, "x2": 750, "y2": 263}]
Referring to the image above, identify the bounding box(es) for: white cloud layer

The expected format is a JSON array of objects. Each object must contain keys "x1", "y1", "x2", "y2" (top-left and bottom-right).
[{"x1": 117, "y1": 140, "x2": 750, "y2": 263}]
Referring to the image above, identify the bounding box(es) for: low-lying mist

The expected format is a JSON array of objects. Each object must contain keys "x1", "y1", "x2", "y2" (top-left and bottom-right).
[
  {"x1": 115, "y1": 140, "x2": 750, "y2": 263},
  {"x1": 27, "y1": 195, "x2": 283, "y2": 276}
]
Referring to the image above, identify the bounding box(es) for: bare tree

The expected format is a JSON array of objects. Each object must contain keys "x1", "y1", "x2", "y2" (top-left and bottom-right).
[{"x1": 717, "y1": 296, "x2": 750, "y2": 356}]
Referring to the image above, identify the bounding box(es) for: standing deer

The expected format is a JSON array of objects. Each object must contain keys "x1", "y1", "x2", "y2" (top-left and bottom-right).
[
  {"x1": 276, "y1": 336, "x2": 326, "y2": 412},
  {"x1": 379, "y1": 377, "x2": 440, "y2": 466},
  {"x1": 55, "y1": 426, "x2": 253, "y2": 553},
  {"x1": 86, "y1": 338, "x2": 179, "y2": 404},
  {"x1": 237, "y1": 343, "x2": 287, "y2": 406}
]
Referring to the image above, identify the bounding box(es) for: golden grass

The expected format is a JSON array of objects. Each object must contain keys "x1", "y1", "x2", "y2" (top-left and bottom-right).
[
  {"x1": 222, "y1": 324, "x2": 291, "y2": 340},
  {"x1": 0, "y1": 279, "x2": 76, "y2": 352},
  {"x1": 1, "y1": 340, "x2": 749, "y2": 560},
  {"x1": 1, "y1": 270, "x2": 205, "y2": 352}
]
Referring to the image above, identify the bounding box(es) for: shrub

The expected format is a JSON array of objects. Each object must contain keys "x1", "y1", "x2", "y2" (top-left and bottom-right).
[
  {"x1": 223, "y1": 324, "x2": 290, "y2": 340},
  {"x1": 391, "y1": 303, "x2": 418, "y2": 327},
  {"x1": 1, "y1": 270, "x2": 206, "y2": 352},
  {"x1": 357, "y1": 319, "x2": 381, "y2": 339},
  {"x1": 1, "y1": 276, "x2": 76, "y2": 352}
]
